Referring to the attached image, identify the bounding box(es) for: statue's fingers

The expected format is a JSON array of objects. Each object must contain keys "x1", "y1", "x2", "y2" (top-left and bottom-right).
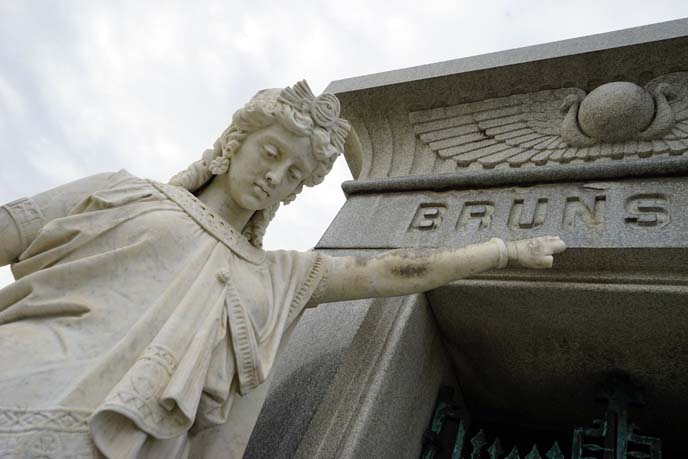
[
  {"x1": 541, "y1": 255, "x2": 554, "y2": 268},
  {"x1": 549, "y1": 239, "x2": 567, "y2": 254},
  {"x1": 539, "y1": 236, "x2": 565, "y2": 254}
]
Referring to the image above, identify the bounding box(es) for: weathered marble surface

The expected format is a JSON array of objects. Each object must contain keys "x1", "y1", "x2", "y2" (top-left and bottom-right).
[
  {"x1": 0, "y1": 80, "x2": 562, "y2": 458},
  {"x1": 0, "y1": 172, "x2": 328, "y2": 458},
  {"x1": 0, "y1": 81, "x2": 350, "y2": 458}
]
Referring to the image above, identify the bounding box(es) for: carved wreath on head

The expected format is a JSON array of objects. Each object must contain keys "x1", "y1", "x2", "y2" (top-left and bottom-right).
[
  {"x1": 410, "y1": 72, "x2": 688, "y2": 169},
  {"x1": 279, "y1": 80, "x2": 350, "y2": 155},
  {"x1": 207, "y1": 80, "x2": 349, "y2": 176}
]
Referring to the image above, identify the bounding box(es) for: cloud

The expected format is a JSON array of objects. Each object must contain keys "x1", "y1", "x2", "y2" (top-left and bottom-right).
[
  {"x1": 0, "y1": 267, "x2": 13, "y2": 289},
  {"x1": 26, "y1": 138, "x2": 88, "y2": 184},
  {"x1": 0, "y1": 74, "x2": 26, "y2": 116}
]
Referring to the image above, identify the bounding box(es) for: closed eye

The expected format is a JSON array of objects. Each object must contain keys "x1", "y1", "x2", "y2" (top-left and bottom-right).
[
  {"x1": 289, "y1": 167, "x2": 303, "y2": 181},
  {"x1": 264, "y1": 144, "x2": 279, "y2": 158}
]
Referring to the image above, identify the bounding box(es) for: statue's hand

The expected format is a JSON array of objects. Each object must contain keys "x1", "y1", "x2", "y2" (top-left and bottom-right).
[{"x1": 506, "y1": 236, "x2": 566, "y2": 269}]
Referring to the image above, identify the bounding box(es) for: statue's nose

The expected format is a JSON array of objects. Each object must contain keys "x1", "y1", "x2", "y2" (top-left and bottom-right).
[{"x1": 265, "y1": 165, "x2": 287, "y2": 186}]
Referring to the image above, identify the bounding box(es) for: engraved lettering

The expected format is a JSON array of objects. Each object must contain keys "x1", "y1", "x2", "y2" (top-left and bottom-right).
[
  {"x1": 562, "y1": 196, "x2": 606, "y2": 229},
  {"x1": 407, "y1": 190, "x2": 671, "y2": 236},
  {"x1": 409, "y1": 203, "x2": 447, "y2": 231},
  {"x1": 508, "y1": 198, "x2": 548, "y2": 230},
  {"x1": 624, "y1": 193, "x2": 670, "y2": 228},
  {"x1": 456, "y1": 201, "x2": 495, "y2": 232}
]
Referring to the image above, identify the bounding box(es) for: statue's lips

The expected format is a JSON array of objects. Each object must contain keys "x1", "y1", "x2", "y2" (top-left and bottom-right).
[{"x1": 253, "y1": 183, "x2": 270, "y2": 198}]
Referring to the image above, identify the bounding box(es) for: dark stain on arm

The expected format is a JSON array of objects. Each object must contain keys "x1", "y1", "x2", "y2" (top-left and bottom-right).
[
  {"x1": 354, "y1": 256, "x2": 369, "y2": 267},
  {"x1": 391, "y1": 263, "x2": 430, "y2": 278},
  {"x1": 353, "y1": 249, "x2": 437, "y2": 279}
]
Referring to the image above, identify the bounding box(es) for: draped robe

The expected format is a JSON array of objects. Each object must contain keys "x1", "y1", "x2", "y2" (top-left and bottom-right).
[{"x1": 0, "y1": 171, "x2": 327, "y2": 458}]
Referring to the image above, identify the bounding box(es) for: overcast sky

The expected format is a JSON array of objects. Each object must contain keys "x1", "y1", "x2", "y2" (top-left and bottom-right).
[{"x1": 2, "y1": 1, "x2": 688, "y2": 288}]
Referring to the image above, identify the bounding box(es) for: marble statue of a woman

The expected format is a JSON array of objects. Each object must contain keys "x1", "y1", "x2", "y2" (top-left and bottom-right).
[{"x1": 0, "y1": 81, "x2": 565, "y2": 458}]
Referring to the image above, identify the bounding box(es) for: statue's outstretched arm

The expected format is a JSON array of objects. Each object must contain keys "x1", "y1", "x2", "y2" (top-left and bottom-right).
[
  {"x1": 0, "y1": 172, "x2": 115, "y2": 267},
  {"x1": 311, "y1": 237, "x2": 566, "y2": 304}
]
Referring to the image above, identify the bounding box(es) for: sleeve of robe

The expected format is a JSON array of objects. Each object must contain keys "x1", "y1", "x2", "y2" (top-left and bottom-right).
[{"x1": 0, "y1": 171, "x2": 124, "y2": 266}]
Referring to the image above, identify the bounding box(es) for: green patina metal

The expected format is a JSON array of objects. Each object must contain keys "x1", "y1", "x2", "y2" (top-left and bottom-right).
[
  {"x1": 422, "y1": 386, "x2": 470, "y2": 459},
  {"x1": 421, "y1": 375, "x2": 661, "y2": 459}
]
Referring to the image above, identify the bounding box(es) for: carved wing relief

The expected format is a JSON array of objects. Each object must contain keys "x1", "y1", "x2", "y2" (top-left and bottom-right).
[{"x1": 409, "y1": 72, "x2": 688, "y2": 169}]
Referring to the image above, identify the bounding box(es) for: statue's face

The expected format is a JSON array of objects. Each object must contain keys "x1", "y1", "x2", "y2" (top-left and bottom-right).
[{"x1": 227, "y1": 123, "x2": 315, "y2": 211}]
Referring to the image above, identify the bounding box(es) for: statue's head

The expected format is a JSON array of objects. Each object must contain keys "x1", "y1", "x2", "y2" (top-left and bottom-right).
[{"x1": 170, "y1": 81, "x2": 350, "y2": 248}]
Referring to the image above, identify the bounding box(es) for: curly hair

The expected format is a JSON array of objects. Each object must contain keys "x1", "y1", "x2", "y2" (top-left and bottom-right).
[{"x1": 169, "y1": 83, "x2": 349, "y2": 248}]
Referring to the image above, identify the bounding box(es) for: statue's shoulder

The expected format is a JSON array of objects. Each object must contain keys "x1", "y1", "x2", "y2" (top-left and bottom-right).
[
  {"x1": 149, "y1": 179, "x2": 266, "y2": 265},
  {"x1": 77, "y1": 169, "x2": 152, "y2": 195},
  {"x1": 104, "y1": 169, "x2": 149, "y2": 187}
]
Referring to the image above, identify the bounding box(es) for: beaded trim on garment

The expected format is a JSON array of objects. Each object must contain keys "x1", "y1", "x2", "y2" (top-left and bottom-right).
[
  {"x1": 216, "y1": 250, "x2": 326, "y2": 393},
  {"x1": 149, "y1": 180, "x2": 266, "y2": 264},
  {"x1": 2, "y1": 197, "x2": 45, "y2": 252},
  {"x1": 0, "y1": 407, "x2": 98, "y2": 458}
]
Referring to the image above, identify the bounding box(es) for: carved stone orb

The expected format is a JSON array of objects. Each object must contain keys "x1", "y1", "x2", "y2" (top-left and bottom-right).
[{"x1": 578, "y1": 82, "x2": 655, "y2": 142}]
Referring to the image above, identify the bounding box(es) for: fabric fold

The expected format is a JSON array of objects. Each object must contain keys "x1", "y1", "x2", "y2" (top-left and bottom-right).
[{"x1": 0, "y1": 171, "x2": 328, "y2": 458}]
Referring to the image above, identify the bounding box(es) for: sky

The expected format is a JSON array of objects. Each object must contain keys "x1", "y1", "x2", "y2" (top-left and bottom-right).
[{"x1": 2, "y1": 1, "x2": 688, "y2": 288}]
